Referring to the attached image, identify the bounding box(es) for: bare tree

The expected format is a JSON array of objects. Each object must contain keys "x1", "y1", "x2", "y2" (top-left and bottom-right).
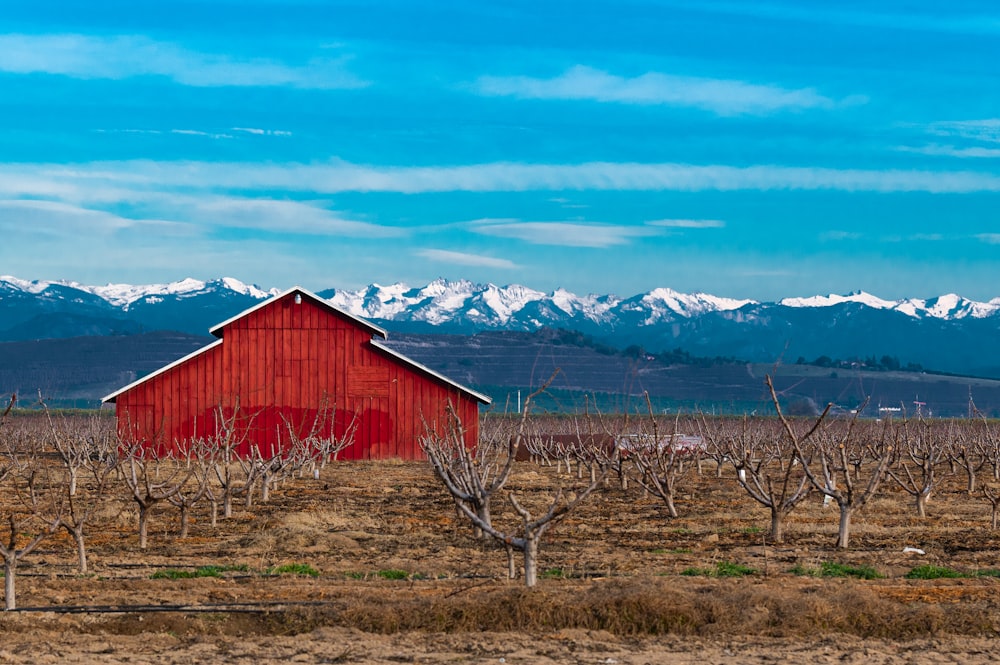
[
  {"x1": 0, "y1": 419, "x2": 62, "y2": 610},
  {"x1": 768, "y1": 376, "x2": 892, "y2": 549},
  {"x1": 54, "y1": 415, "x2": 122, "y2": 573},
  {"x1": 982, "y1": 482, "x2": 1000, "y2": 529},
  {"x1": 165, "y1": 441, "x2": 211, "y2": 538},
  {"x1": 628, "y1": 409, "x2": 696, "y2": 519},
  {"x1": 947, "y1": 422, "x2": 985, "y2": 494},
  {"x1": 120, "y1": 445, "x2": 194, "y2": 549},
  {"x1": 886, "y1": 418, "x2": 948, "y2": 518},
  {"x1": 707, "y1": 412, "x2": 818, "y2": 543},
  {"x1": 421, "y1": 403, "x2": 524, "y2": 540},
  {"x1": 455, "y1": 463, "x2": 606, "y2": 587},
  {"x1": 202, "y1": 405, "x2": 257, "y2": 519}
]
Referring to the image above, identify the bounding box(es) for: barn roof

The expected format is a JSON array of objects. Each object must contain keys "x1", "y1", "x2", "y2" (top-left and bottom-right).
[{"x1": 102, "y1": 286, "x2": 491, "y2": 405}]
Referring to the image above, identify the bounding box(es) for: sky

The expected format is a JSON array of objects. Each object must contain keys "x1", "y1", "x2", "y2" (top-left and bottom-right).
[{"x1": 2, "y1": 1, "x2": 1000, "y2": 302}]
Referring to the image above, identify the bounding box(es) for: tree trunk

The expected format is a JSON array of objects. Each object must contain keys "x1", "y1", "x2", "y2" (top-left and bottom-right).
[
  {"x1": 836, "y1": 504, "x2": 852, "y2": 549},
  {"x1": 223, "y1": 493, "x2": 233, "y2": 519},
  {"x1": 74, "y1": 528, "x2": 88, "y2": 575},
  {"x1": 474, "y1": 502, "x2": 491, "y2": 540},
  {"x1": 770, "y1": 509, "x2": 784, "y2": 544},
  {"x1": 664, "y1": 492, "x2": 678, "y2": 518},
  {"x1": 916, "y1": 491, "x2": 929, "y2": 518},
  {"x1": 523, "y1": 538, "x2": 539, "y2": 588},
  {"x1": 3, "y1": 556, "x2": 14, "y2": 611},
  {"x1": 179, "y1": 505, "x2": 190, "y2": 538},
  {"x1": 138, "y1": 503, "x2": 150, "y2": 550},
  {"x1": 505, "y1": 543, "x2": 517, "y2": 580}
]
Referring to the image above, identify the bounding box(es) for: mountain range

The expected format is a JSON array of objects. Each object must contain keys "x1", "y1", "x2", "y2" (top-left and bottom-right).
[{"x1": 3, "y1": 275, "x2": 1000, "y2": 378}]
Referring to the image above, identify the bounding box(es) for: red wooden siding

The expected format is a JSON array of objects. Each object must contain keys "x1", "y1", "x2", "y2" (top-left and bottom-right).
[{"x1": 111, "y1": 290, "x2": 485, "y2": 459}]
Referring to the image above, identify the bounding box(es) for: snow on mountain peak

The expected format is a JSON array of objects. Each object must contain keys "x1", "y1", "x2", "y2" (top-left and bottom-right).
[
  {"x1": 0, "y1": 275, "x2": 51, "y2": 294},
  {"x1": 780, "y1": 290, "x2": 1000, "y2": 320},
  {"x1": 779, "y1": 291, "x2": 897, "y2": 310},
  {"x1": 3, "y1": 275, "x2": 1000, "y2": 327},
  {"x1": 639, "y1": 287, "x2": 754, "y2": 320}
]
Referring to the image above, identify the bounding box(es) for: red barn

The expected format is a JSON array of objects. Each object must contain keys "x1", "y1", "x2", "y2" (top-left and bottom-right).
[{"x1": 102, "y1": 287, "x2": 490, "y2": 459}]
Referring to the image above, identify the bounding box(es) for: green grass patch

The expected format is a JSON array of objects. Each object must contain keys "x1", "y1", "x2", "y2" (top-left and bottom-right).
[
  {"x1": 376, "y1": 569, "x2": 409, "y2": 580},
  {"x1": 905, "y1": 565, "x2": 965, "y2": 579},
  {"x1": 974, "y1": 569, "x2": 1000, "y2": 578},
  {"x1": 788, "y1": 561, "x2": 882, "y2": 579},
  {"x1": 680, "y1": 567, "x2": 711, "y2": 577},
  {"x1": 680, "y1": 561, "x2": 756, "y2": 577},
  {"x1": 819, "y1": 561, "x2": 882, "y2": 579},
  {"x1": 715, "y1": 561, "x2": 756, "y2": 577},
  {"x1": 151, "y1": 565, "x2": 225, "y2": 580},
  {"x1": 788, "y1": 563, "x2": 820, "y2": 577},
  {"x1": 541, "y1": 567, "x2": 567, "y2": 579},
  {"x1": 267, "y1": 563, "x2": 320, "y2": 577}
]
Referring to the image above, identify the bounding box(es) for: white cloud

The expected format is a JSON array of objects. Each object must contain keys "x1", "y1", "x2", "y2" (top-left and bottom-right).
[
  {"x1": 186, "y1": 197, "x2": 403, "y2": 237},
  {"x1": 470, "y1": 219, "x2": 657, "y2": 248},
  {"x1": 925, "y1": 119, "x2": 1000, "y2": 144},
  {"x1": 417, "y1": 249, "x2": 519, "y2": 269},
  {"x1": 474, "y1": 65, "x2": 862, "y2": 116},
  {"x1": 0, "y1": 199, "x2": 190, "y2": 236},
  {"x1": 896, "y1": 144, "x2": 1000, "y2": 159},
  {"x1": 231, "y1": 127, "x2": 293, "y2": 137},
  {"x1": 0, "y1": 34, "x2": 368, "y2": 89},
  {"x1": 647, "y1": 219, "x2": 725, "y2": 228},
  {"x1": 976, "y1": 233, "x2": 1000, "y2": 244},
  {"x1": 4, "y1": 160, "x2": 1000, "y2": 203},
  {"x1": 821, "y1": 230, "x2": 863, "y2": 241}
]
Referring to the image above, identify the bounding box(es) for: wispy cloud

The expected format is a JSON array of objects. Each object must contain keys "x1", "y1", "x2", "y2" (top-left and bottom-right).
[
  {"x1": 925, "y1": 119, "x2": 1000, "y2": 143},
  {"x1": 976, "y1": 233, "x2": 1000, "y2": 244},
  {"x1": 469, "y1": 219, "x2": 656, "y2": 248},
  {"x1": 5, "y1": 160, "x2": 1000, "y2": 201},
  {"x1": 0, "y1": 34, "x2": 367, "y2": 89},
  {"x1": 896, "y1": 144, "x2": 1000, "y2": 159},
  {"x1": 821, "y1": 230, "x2": 863, "y2": 241},
  {"x1": 417, "y1": 249, "x2": 519, "y2": 269},
  {"x1": 647, "y1": 219, "x2": 725, "y2": 228},
  {"x1": 0, "y1": 199, "x2": 192, "y2": 237},
  {"x1": 474, "y1": 65, "x2": 863, "y2": 116},
  {"x1": 183, "y1": 197, "x2": 402, "y2": 237},
  {"x1": 231, "y1": 127, "x2": 293, "y2": 137}
]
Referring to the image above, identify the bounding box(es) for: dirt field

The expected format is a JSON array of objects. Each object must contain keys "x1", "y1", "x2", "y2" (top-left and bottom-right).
[{"x1": 2, "y1": 452, "x2": 1000, "y2": 663}]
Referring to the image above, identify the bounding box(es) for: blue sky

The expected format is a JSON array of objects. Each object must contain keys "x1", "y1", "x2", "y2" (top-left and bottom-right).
[{"x1": 2, "y1": 0, "x2": 1000, "y2": 301}]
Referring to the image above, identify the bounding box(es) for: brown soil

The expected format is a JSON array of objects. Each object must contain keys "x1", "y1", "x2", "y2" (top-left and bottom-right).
[{"x1": 4, "y1": 459, "x2": 1000, "y2": 663}]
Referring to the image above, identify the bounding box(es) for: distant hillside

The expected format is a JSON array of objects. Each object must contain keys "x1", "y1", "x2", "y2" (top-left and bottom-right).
[
  {"x1": 2, "y1": 327, "x2": 999, "y2": 415},
  {"x1": 0, "y1": 331, "x2": 211, "y2": 407},
  {"x1": 383, "y1": 330, "x2": 1000, "y2": 418},
  {"x1": 5, "y1": 276, "x2": 1000, "y2": 379}
]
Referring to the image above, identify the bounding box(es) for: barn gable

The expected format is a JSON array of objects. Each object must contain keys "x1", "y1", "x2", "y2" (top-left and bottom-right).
[{"x1": 103, "y1": 287, "x2": 489, "y2": 459}]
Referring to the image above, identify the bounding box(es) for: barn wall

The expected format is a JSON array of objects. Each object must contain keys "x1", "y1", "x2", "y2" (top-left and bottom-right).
[{"x1": 115, "y1": 291, "x2": 482, "y2": 459}]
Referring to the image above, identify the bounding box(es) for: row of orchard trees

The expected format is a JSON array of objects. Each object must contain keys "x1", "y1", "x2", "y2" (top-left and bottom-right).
[
  {"x1": 421, "y1": 378, "x2": 1000, "y2": 587},
  {"x1": 0, "y1": 395, "x2": 354, "y2": 610}
]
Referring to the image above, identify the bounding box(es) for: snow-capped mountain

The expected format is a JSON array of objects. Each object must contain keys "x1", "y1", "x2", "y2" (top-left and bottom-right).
[
  {"x1": 4, "y1": 275, "x2": 1000, "y2": 377},
  {"x1": 778, "y1": 290, "x2": 1000, "y2": 320}
]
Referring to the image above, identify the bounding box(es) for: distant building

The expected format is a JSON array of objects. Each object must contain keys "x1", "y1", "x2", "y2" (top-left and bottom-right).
[{"x1": 102, "y1": 287, "x2": 490, "y2": 459}]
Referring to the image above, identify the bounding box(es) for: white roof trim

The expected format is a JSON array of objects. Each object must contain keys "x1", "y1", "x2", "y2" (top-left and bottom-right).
[
  {"x1": 101, "y1": 338, "x2": 224, "y2": 403},
  {"x1": 208, "y1": 286, "x2": 388, "y2": 339},
  {"x1": 370, "y1": 339, "x2": 492, "y2": 405}
]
